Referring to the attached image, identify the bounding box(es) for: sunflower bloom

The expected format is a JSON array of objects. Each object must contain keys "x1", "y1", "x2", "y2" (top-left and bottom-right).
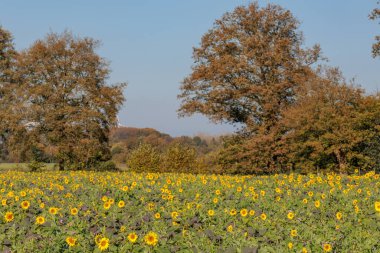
[
  {"x1": 104, "y1": 202, "x2": 111, "y2": 210},
  {"x1": 98, "y1": 237, "x2": 110, "y2": 251},
  {"x1": 144, "y1": 231, "x2": 158, "y2": 246},
  {"x1": 21, "y1": 200, "x2": 30, "y2": 210},
  {"x1": 375, "y1": 201, "x2": 380, "y2": 212},
  {"x1": 128, "y1": 232, "x2": 138, "y2": 243},
  {"x1": 4, "y1": 211, "x2": 14, "y2": 222},
  {"x1": 323, "y1": 243, "x2": 332, "y2": 252},
  {"x1": 240, "y1": 209, "x2": 248, "y2": 217},
  {"x1": 36, "y1": 216, "x2": 45, "y2": 225},
  {"x1": 71, "y1": 208, "x2": 78, "y2": 215},
  {"x1": 49, "y1": 207, "x2": 58, "y2": 215},
  {"x1": 66, "y1": 237, "x2": 76, "y2": 247}
]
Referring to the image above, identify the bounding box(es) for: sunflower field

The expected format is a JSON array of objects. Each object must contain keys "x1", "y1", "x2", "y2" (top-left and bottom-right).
[{"x1": 0, "y1": 171, "x2": 379, "y2": 253}]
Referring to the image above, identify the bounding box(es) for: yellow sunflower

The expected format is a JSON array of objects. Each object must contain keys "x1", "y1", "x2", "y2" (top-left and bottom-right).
[
  {"x1": 103, "y1": 202, "x2": 111, "y2": 210},
  {"x1": 35, "y1": 216, "x2": 45, "y2": 225},
  {"x1": 66, "y1": 237, "x2": 77, "y2": 247},
  {"x1": 144, "y1": 231, "x2": 158, "y2": 246},
  {"x1": 118, "y1": 200, "x2": 125, "y2": 208},
  {"x1": 127, "y1": 232, "x2": 138, "y2": 243},
  {"x1": 71, "y1": 208, "x2": 78, "y2": 215},
  {"x1": 49, "y1": 207, "x2": 58, "y2": 215},
  {"x1": 98, "y1": 237, "x2": 109, "y2": 251},
  {"x1": 4, "y1": 211, "x2": 14, "y2": 222},
  {"x1": 375, "y1": 201, "x2": 380, "y2": 212},
  {"x1": 21, "y1": 200, "x2": 30, "y2": 210},
  {"x1": 240, "y1": 209, "x2": 248, "y2": 217},
  {"x1": 171, "y1": 211, "x2": 179, "y2": 219},
  {"x1": 323, "y1": 243, "x2": 332, "y2": 252}
]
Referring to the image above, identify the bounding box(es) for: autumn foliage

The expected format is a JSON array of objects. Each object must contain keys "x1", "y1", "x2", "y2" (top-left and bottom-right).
[
  {"x1": 179, "y1": 2, "x2": 380, "y2": 174},
  {"x1": 0, "y1": 29, "x2": 125, "y2": 170}
]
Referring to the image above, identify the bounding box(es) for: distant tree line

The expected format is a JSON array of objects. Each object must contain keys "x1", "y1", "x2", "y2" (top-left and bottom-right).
[
  {"x1": 109, "y1": 127, "x2": 225, "y2": 173},
  {"x1": 110, "y1": 127, "x2": 222, "y2": 162}
]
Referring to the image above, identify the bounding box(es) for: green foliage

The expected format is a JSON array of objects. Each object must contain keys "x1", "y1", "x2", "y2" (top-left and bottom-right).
[
  {"x1": 110, "y1": 127, "x2": 223, "y2": 167},
  {"x1": 126, "y1": 143, "x2": 161, "y2": 172},
  {"x1": 111, "y1": 145, "x2": 124, "y2": 156},
  {"x1": 0, "y1": 171, "x2": 379, "y2": 251},
  {"x1": 27, "y1": 160, "x2": 46, "y2": 172},
  {"x1": 93, "y1": 160, "x2": 118, "y2": 171},
  {"x1": 160, "y1": 144, "x2": 197, "y2": 173}
]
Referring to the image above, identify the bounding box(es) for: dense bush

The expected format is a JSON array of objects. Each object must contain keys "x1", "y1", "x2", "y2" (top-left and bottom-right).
[
  {"x1": 160, "y1": 144, "x2": 197, "y2": 173},
  {"x1": 126, "y1": 143, "x2": 161, "y2": 172},
  {"x1": 93, "y1": 160, "x2": 118, "y2": 171},
  {"x1": 27, "y1": 160, "x2": 46, "y2": 172}
]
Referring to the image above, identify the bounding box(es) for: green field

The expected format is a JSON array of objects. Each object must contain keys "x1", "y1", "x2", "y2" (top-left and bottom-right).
[
  {"x1": 0, "y1": 170, "x2": 379, "y2": 252},
  {"x1": 0, "y1": 163, "x2": 57, "y2": 171}
]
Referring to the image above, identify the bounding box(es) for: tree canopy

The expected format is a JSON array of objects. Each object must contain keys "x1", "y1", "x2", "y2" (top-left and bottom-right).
[
  {"x1": 0, "y1": 26, "x2": 18, "y2": 161},
  {"x1": 178, "y1": 2, "x2": 380, "y2": 174},
  {"x1": 2, "y1": 31, "x2": 126, "y2": 169},
  {"x1": 178, "y1": 2, "x2": 321, "y2": 134},
  {"x1": 279, "y1": 67, "x2": 373, "y2": 173}
]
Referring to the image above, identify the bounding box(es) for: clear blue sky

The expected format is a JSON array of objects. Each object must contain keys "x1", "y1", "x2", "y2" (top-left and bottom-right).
[{"x1": 1, "y1": 1, "x2": 380, "y2": 136}]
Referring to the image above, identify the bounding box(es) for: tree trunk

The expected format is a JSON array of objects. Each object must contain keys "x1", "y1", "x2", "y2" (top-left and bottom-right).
[
  {"x1": 59, "y1": 160, "x2": 64, "y2": 171},
  {"x1": 334, "y1": 149, "x2": 347, "y2": 173}
]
